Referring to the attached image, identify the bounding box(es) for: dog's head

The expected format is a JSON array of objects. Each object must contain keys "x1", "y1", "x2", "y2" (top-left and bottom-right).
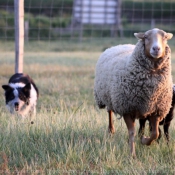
[{"x1": 2, "y1": 83, "x2": 31, "y2": 113}]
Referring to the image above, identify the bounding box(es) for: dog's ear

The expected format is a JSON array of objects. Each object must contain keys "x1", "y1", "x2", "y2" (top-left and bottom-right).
[
  {"x1": 23, "y1": 83, "x2": 31, "y2": 91},
  {"x1": 2, "y1": 85, "x2": 13, "y2": 91},
  {"x1": 22, "y1": 83, "x2": 31, "y2": 96}
]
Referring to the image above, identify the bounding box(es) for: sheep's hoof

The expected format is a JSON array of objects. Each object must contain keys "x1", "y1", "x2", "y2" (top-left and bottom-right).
[
  {"x1": 132, "y1": 153, "x2": 137, "y2": 159},
  {"x1": 141, "y1": 136, "x2": 151, "y2": 145},
  {"x1": 108, "y1": 127, "x2": 115, "y2": 134}
]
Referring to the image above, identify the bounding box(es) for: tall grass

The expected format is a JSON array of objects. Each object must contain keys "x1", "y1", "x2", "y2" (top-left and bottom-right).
[{"x1": 0, "y1": 44, "x2": 175, "y2": 174}]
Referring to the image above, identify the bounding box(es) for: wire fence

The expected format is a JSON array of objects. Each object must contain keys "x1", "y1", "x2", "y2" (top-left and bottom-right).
[{"x1": 0, "y1": 0, "x2": 175, "y2": 43}]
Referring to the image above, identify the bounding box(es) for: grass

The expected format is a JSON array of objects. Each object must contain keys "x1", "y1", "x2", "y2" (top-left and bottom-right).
[
  {"x1": 0, "y1": 40, "x2": 175, "y2": 174},
  {"x1": 0, "y1": 38, "x2": 138, "y2": 52}
]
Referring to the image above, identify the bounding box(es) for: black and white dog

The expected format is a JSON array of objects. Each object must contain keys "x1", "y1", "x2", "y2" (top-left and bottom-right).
[{"x1": 2, "y1": 73, "x2": 39, "y2": 123}]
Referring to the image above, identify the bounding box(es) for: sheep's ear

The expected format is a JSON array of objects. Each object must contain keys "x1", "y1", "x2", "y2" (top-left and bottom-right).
[
  {"x1": 166, "y1": 33, "x2": 173, "y2": 40},
  {"x1": 134, "y1": 32, "x2": 145, "y2": 39}
]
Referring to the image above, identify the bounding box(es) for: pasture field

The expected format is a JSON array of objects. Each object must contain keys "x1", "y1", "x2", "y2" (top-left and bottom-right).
[{"x1": 0, "y1": 39, "x2": 175, "y2": 174}]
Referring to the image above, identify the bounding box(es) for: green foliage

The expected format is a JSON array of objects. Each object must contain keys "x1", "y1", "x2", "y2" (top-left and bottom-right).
[
  {"x1": 1, "y1": 0, "x2": 175, "y2": 39},
  {"x1": 0, "y1": 0, "x2": 73, "y2": 16},
  {"x1": 0, "y1": 10, "x2": 71, "y2": 40},
  {"x1": 122, "y1": 1, "x2": 175, "y2": 19},
  {"x1": 0, "y1": 10, "x2": 14, "y2": 39},
  {"x1": 121, "y1": 1, "x2": 175, "y2": 36}
]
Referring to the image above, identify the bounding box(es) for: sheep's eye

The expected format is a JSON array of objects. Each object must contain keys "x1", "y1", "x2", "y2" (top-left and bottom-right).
[{"x1": 144, "y1": 35, "x2": 147, "y2": 39}]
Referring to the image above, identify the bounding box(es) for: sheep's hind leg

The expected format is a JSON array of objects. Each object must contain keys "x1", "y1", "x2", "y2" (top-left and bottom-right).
[
  {"x1": 123, "y1": 115, "x2": 136, "y2": 158},
  {"x1": 141, "y1": 116, "x2": 160, "y2": 145},
  {"x1": 163, "y1": 123, "x2": 170, "y2": 143},
  {"x1": 108, "y1": 110, "x2": 115, "y2": 134}
]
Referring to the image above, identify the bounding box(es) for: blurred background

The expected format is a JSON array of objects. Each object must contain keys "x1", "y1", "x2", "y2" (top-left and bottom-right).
[{"x1": 0, "y1": 0, "x2": 175, "y2": 52}]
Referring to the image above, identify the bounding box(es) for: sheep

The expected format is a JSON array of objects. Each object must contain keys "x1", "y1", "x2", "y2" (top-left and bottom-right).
[
  {"x1": 138, "y1": 84, "x2": 175, "y2": 143},
  {"x1": 94, "y1": 28, "x2": 173, "y2": 158}
]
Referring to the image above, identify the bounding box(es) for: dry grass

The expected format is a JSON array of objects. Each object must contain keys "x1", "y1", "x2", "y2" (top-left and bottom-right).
[{"x1": 0, "y1": 41, "x2": 175, "y2": 174}]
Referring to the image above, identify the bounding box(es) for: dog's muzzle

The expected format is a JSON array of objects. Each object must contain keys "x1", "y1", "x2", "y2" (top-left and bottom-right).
[{"x1": 14, "y1": 102, "x2": 19, "y2": 111}]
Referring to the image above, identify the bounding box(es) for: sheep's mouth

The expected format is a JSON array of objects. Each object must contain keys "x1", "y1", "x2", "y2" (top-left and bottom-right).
[{"x1": 150, "y1": 52, "x2": 162, "y2": 59}]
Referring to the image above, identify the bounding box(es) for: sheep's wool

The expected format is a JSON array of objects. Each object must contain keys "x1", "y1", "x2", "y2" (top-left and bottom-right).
[{"x1": 94, "y1": 40, "x2": 173, "y2": 120}]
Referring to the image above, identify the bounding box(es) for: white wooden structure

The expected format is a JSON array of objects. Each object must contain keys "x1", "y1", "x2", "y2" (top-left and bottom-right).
[{"x1": 72, "y1": 0, "x2": 122, "y2": 38}]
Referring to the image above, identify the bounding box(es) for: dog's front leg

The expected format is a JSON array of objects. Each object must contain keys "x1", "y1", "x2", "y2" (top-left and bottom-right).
[{"x1": 30, "y1": 105, "x2": 36, "y2": 124}]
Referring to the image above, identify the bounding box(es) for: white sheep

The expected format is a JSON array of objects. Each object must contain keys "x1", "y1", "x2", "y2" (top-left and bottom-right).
[{"x1": 94, "y1": 28, "x2": 173, "y2": 158}]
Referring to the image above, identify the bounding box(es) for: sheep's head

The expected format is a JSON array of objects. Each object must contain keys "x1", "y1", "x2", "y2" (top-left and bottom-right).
[{"x1": 134, "y1": 28, "x2": 173, "y2": 59}]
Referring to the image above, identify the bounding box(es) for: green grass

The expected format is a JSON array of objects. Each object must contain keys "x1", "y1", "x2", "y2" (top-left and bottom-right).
[
  {"x1": 0, "y1": 37, "x2": 144, "y2": 52},
  {"x1": 0, "y1": 41, "x2": 175, "y2": 174}
]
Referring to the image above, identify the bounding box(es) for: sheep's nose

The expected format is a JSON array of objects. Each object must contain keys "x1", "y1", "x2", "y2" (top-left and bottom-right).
[{"x1": 153, "y1": 46, "x2": 160, "y2": 52}]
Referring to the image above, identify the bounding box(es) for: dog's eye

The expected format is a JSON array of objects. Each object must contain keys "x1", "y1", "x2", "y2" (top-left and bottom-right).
[
  {"x1": 8, "y1": 94, "x2": 15, "y2": 101},
  {"x1": 19, "y1": 93, "x2": 27, "y2": 101}
]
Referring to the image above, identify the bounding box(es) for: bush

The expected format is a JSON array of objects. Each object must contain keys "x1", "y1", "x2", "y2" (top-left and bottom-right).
[
  {"x1": 0, "y1": 10, "x2": 71, "y2": 40},
  {"x1": 0, "y1": 0, "x2": 73, "y2": 16},
  {"x1": 122, "y1": 1, "x2": 175, "y2": 20},
  {"x1": 0, "y1": 10, "x2": 14, "y2": 39}
]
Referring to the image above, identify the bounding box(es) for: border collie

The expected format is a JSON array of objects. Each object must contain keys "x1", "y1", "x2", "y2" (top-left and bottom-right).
[{"x1": 2, "y1": 73, "x2": 39, "y2": 123}]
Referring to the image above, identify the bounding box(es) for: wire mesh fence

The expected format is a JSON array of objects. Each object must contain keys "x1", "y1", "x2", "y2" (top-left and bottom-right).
[{"x1": 0, "y1": 0, "x2": 175, "y2": 46}]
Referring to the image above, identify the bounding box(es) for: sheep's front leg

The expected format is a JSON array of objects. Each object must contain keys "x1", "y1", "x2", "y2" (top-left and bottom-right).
[
  {"x1": 141, "y1": 116, "x2": 160, "y2": 145},
  {"x1": 138, "y1": 119, "x2": 147, "y2": 137},
  {"x1": 108, "y1": 110, "x2": 115, "y2": 134},
  {"x1": 123, "y1": 115, "x2": 136, "y2": 158}
]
